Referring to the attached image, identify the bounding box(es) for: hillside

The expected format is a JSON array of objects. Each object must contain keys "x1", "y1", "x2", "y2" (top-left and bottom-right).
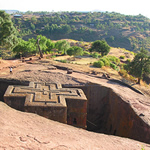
[
  {"x1": 11, "y1": 11, "x2": 150, "y2": 52},
  {"x1": 4, "y1": 10, "x2": 18, "y2": 14}
]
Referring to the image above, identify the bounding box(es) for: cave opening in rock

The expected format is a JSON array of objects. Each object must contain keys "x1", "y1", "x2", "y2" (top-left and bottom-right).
[{"x1": 73, "y1": 118, "x2": 77, "y2": 125}]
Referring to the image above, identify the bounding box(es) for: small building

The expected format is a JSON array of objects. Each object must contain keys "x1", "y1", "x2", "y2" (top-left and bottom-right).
[
  {"x1": 13, "y1": 14, "x2": 22, "y2": 18},
  {"x1": 90, "y1": 24, "x2": 95, "y2": 27},
  {"x1": 41, "y1": 27, "x2": 45, "y2": 30}
]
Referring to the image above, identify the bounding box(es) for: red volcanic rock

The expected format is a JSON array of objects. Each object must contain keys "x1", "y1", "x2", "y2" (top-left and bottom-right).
[{"x1": 0, "y1": 102, "x2": 150, "y2": 150}]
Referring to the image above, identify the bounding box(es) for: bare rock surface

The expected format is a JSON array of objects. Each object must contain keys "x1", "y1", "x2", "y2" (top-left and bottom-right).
[
  {"x1": 0, "y1": 102, "x2": 149, "y2": 150},
  {"x1": 0, "y1": 59, "x2": 150, "y2": 149}
]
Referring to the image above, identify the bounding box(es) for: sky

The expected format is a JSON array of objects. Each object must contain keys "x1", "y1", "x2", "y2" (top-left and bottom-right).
[{"x1": 0, "y1": 0, "x2": 150, "y2": 18}]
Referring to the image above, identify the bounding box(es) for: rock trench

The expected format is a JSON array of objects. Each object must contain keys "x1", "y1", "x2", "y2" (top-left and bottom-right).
[{"x1": 0, "y1": 78, "x2": 150, "y2": 144}]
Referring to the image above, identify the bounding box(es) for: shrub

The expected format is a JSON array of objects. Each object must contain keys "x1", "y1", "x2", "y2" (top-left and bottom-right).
[
  {"x1": 110, "y1": 63, "x2": 118, "y2": 70},
  {"x1": 128, "y1": 75, "x2": 137, "y2": 82},
  {"x1": 119, "y1": 69, "x2": 128, "y2": 77},
  {"x1": 126, "y1": 59, "x2": 131, "y2": 63},
  {"x1": 99, "y1": 57, "x2": 110, "y2": 66},
  {"x1": 93, "y1": 55, "x2": 121, "y2": 70},
  {"x1": 131, "y1": 51, "x2": 135, "y2": 55},
  {"x1": 120, "y1": 55, "x2": 125, "y2": 59},
  {"x1": 92, "y1": 52, "x2": 100, "y2": 58},
  {"x1": 67, "y1": 46, "x2": 83, "y2": 56},
  {"x1": 93, "y1": 60, "x2": 104, "y2": 68},
  {"x1": 83, "y1": 51, "x2": 91, "y2": 56},
  {"x1": 123, "y1": 64, "x2": 129, "y2": 71},
  {"x1": 51, "y1": 55, "x2": 56, "y2": 58},
  {"x1": 60, "y1": 59, "x2": 67, "y2": 63},
  {"x1": 67, "y1": 47, "x2": 74, "y2": 56},
  {"x1": 107, "y1": 55, "x2": 120, "y2": 64}
]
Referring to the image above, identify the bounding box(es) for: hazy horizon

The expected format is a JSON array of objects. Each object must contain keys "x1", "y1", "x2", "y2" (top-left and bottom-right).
[{"x1": 1, "y1": 0, "x2": 150, "y2": 18}]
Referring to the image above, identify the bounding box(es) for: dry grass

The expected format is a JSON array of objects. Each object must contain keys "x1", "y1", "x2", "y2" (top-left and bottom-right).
[
  {"x1": 108, "y1": 47, "x2": 134, "y2": 61},
  {"x1": 54, "y1": 55, "x2": 98, "y2": 65}
]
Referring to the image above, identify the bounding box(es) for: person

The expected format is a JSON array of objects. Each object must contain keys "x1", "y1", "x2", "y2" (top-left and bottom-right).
[{"x1": 10, "y1": 67, "x2": 12, "y2": 74}]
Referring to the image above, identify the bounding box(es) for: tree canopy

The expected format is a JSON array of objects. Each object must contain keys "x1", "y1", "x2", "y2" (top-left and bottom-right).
[
  {"x1": 10, "y1": 11, "x2": 150, "y2": 52},
  {"x1": 13, "y1": 38, "x2": 36, "y2": 57},
  {"x1": 67, "y1": 46, "x2": 83, "y2": 56},
  {"x1": 128, "y1": 48, "x2": 150, "y2": 84},
  {"x1": 0, "y1": 10, "x2": 18, "y2": 49},
  {"x1": 13, "y1": 35, "x2": 55, "y2": 57},
  {"x1": 55, "y1": 40, "x2": 70, "y2": 55},
  {"x1": 89, "y1": 40, "x2": 110, "y2": 56}
]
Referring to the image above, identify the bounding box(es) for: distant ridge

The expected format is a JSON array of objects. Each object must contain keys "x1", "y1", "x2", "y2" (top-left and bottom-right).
[{"x1": 3, "y1": 10, "x2": 19, "y2": 14}]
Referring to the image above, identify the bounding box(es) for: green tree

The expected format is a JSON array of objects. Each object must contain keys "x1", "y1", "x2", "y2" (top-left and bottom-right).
[
  {"x1": 67, "y1": 46, "x2": 83, "y2": 56},
  {"x1": 30, "y1": 23, "x2": 35, "y2": 30},
  {"x1": 67, "y1": 47, "x2": 74, "y2": 56},
  {"x1": 13, "y1": 35, "x2": 55, "y2": 58},
  {"x1": 36, "y1": 35, "x2": 47, "y2": 52},
  {"x1": 31, "y1": 16, "x2": 37, "y2": 24},
  {"x1": 61, "y1": 24, "x2": 72, "y2": 34},
  {"x1": 35, "y1": 35, "x2": 53, "y2": 57},
  {"x1": 55, "y1": 40, "x2": 70, "y2": 55},
  {"x1": 46, "y1": 39, "x2": 55, "y2": 52},
  {"x1": 93, "y1": 60, "x2": 104, "y2": 68},
  {"x1": 13, "y1": 39, "x2": 36, "y2": 57},
  {"x1": 110, "y1": 36, "x2": 115, "y2": 41},
  {"x1": 128, "y1": 48, "x2": 150, "y2": 84},
  {"x1": 0, "y1": 10, "x2": 18, "y2": 49},
  {"x1": 89, "y1": 40, "x2": 110, "y2": 56},
  {"x1": 34, "y1": 35, "x2": 55, "y2": 55}
]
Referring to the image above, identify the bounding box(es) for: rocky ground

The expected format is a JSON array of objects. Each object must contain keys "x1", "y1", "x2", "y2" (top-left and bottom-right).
[
  {"x1": 0, "y1": 57, "x2": 150, "y2": 96},
  {"x1": 0, "y1": 58, "x2": 88, "y2": 84},
  {"x1": 0, "y1": 102, "x2": 150, "y2": 150},
  {"x1": 0, "y1": 57, "x2": 150, "y2": 149}
]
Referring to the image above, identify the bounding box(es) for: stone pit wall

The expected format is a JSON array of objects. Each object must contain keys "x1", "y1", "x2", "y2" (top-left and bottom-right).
[
  {"x1": 107, "y1": 89, "x2": 150, "y2": 144},
  {"x1": 64, "y1": 83, "x2": 150, "y2": 144}
]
